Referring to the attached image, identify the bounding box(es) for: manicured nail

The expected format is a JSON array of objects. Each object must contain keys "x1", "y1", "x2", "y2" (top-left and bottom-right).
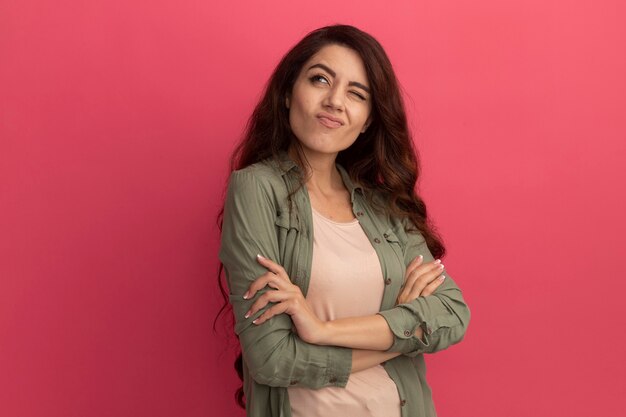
[
  {"x1": 417, "y1": 255, "x2": 423, "y2": 261},
  {"x1": 434, "y1": 259, "x2": 441, "y2": 264},
  {"x1": 243, "y1": 291, "x2": 250, "y2": 299},
  {"x1": 439, "y1": 264, "x2": 444, "y2": 269},
  {"x1": 257, "y1": 254, "x2": 266, "y2": 260},
  {"x1": 439, "y1": 275, "x2": 446, "y2": 281},
  {"x1": 244, "y1": 310, "x2": 251, "y2": 319},
  {"x1": 252, "y1": 319, "x2": 259, "y2": 324}
]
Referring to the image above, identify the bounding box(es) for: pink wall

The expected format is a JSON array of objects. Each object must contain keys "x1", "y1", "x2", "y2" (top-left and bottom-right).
[{"x1": 2, "y1": 1, "x2": 625, "y2": 416}]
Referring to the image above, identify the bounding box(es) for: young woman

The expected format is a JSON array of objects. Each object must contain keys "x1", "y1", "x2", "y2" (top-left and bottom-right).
[{"x1": 218, "y1": 24, "x2": 470, "y2": 417}]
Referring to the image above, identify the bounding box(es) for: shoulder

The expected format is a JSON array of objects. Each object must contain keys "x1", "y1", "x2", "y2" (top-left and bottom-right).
[
  {"x1": 360, "y1": 188, "x2": 426, "y2": 245},
  {"x1": 226, "y1": 157, "x2": 292, "y2": 204},
  {"x1": 231, "y1": 158, "x2": 281, "y2": 179},
  {"x1": 361, "y1": 187, "x2": 398, "y2": 226}
]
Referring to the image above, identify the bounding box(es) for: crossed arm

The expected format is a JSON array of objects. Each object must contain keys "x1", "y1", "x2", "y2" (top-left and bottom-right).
[
  {"x1": 219, "y1": 170, "x2": 469, "y2": 387},
  {"x1": 244, "y1": 254, "x2": 447, "y2": 372}
]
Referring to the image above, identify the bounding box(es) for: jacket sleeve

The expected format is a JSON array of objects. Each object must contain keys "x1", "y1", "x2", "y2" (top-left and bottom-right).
[
  {"x1": 219, "y1": 170, "x2": 352, "y2": 388},
  {"x1": 378, "y1": 220, "x2": 470, "y2": 357}
]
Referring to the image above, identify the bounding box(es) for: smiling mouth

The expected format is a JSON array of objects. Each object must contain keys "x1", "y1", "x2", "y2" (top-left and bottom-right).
[{"x1": 317, "y1": 116, "x2": 342, "y2": 129}]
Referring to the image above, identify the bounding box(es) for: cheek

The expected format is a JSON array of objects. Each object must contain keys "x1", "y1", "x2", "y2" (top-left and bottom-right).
[
  {"x1": 288, "y1": 103, "x2": 311, "y2": 137},
  {"x1": 289, "y1": 97, "x2": 315, "y2": 126},
  {"x1": 288, "y1": 103, "x2": 305, "y2": 127},
  {"x1": 353, "y1": 108, "x2": 371, "y2": 130}
]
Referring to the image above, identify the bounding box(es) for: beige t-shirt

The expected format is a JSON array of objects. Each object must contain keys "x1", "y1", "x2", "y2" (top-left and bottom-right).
[{"x1": 288, "y1": 207, "x2": 401, "y2": 417}]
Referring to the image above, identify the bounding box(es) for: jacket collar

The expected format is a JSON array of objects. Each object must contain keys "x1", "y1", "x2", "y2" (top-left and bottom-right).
[{"x1": 273, "y1": 151, "x2": 364, "y2": 202}]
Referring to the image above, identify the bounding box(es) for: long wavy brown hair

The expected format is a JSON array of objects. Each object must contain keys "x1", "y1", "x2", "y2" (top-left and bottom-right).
[{"x1": 216, "y1": 24, "x2": 445, "y2": 409}]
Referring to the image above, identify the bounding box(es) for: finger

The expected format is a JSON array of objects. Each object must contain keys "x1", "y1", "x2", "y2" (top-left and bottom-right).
[
  {"x1": 256, "y1": 254, "x2": 287, "y2": 278},
  {"x1": 419, "y1": 274, "x2": 446, "y2": 297},
  {"x1": 407, "y1": 264, "x2": 445, "y2": 299},
  {"x1": 402, "y1": 261, "x2": 443, "y2": 301},
  {"x1": 263, "y1": 273, "x2": 291, "y2": 291},
  {"x1": 245, "y1": 290, "x2": 292, "y2": 319},
  {"x1": 244, "y1": 271, "x2": 273, "y2": 299},
  {"x1": 399, "y1": 260, "x2": 441, "y2": 303},
  {"x1": 244, "y1": 271, "x2": 283, "y2": 300},
  {"x1": 405, "y1": 255, "x2": 424, "y2": 277},
  {"x1": 406, "y1": 263, "x2": 445, "y2": 299},
  {"x1": 252, "y1": 303, "x2": 289, "y2": 325}
]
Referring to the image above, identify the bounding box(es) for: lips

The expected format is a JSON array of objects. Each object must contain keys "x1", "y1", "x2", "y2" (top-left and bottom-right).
[{"x1": 317, "y1": 113, "x2": 344, "y2": 129}]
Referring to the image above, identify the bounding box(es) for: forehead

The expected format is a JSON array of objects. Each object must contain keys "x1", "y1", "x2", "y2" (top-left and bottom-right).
[{"x1": 301, "y1": 44, "x2": 368, "y2": 83}]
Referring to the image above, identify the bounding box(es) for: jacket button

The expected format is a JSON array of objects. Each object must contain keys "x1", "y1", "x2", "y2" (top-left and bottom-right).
[
  {"x1": 329, "y1": 376, "x2": 338, "y2": 383},
  {"x1": 385, "y1": 278, "x2": 392, "y2": 285},
  {"x1": 403, "y1": 330, "x2": 411, "y2": 337},
  {"x1": 356, "y1": 211, "x2": 364, "y2": 217},
  {"x1": 400, "y1": 399, "x2": 407, "y2": 406},
  {"x1": 290, "y1": 380, "x2": 298, "y2": 385},
  {"x1": 383, "y1": 233, "x2": 389, "y2": 238},
  {"x1": 373, "y1": 238, "x2": 381, "y2": 244}
]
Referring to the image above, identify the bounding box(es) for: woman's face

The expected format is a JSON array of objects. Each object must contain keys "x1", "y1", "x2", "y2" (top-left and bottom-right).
[{"x1": 287, "y1": 44, "x2": 372, "y2": 158}]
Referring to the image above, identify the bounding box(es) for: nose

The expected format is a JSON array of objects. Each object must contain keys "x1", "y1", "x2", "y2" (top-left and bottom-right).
[{"x1": 323, "y1": 85, "x2": 345, "y2": 112}]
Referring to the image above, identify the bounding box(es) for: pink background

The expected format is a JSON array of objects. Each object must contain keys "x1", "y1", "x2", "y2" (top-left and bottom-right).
[{"x1": 2, "y1": 1, "x2": 625, "y2": 416}]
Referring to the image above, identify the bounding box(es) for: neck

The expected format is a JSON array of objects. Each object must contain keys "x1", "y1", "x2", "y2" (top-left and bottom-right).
[{"x1": 288, "y1": 145, "x2": 343, "y2": 194}]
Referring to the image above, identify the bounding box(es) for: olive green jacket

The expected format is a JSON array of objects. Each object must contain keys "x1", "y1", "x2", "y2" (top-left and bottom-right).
[{"x1": 219, "y1": 153, "x2": 470, "y2": 417}]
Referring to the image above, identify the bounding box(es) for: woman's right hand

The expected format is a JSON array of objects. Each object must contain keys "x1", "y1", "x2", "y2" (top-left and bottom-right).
[
  {"x1": 396, "y1": 255, "x2": 446, "y2": 305},
  {"x1": 243, "y1": 255, "x2": 327, "y2": 345}
]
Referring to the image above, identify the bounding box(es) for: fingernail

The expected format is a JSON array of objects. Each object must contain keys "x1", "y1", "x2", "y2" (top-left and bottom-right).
[
  {"x1": 252, "y1": 319, "x2": 259, "y2": 324},
  {"x1": 257, "y1": 254, "x2": 266, "y2": 260},
  {"x1": 244, "y1": 310, "x2": 251, "y2": 319},
  {"x1": 434, "y1": 259, "x2": 441, "y2": 264},
  {"x1": 439, "y1": 264, "x2": 444, "y2": 269},
  {"x1": 243, "y1": 291, "x2": 250, "y2": 299},
  {"x1": 417, "y1": 255, "x2": 423, "y2": 261},
  {"x1": 439, "y1": 275, "x2": 446, "y2": 281}
]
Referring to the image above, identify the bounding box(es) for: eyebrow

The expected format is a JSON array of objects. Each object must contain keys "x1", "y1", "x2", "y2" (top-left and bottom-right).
[{"x1": 307, "y1": 63, "x2": 371, "y2": 93}]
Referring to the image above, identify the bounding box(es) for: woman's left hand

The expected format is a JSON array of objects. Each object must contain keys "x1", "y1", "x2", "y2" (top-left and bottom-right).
[{"x1": 243, "y1": 254, "x2": 327, "y2": 344}]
